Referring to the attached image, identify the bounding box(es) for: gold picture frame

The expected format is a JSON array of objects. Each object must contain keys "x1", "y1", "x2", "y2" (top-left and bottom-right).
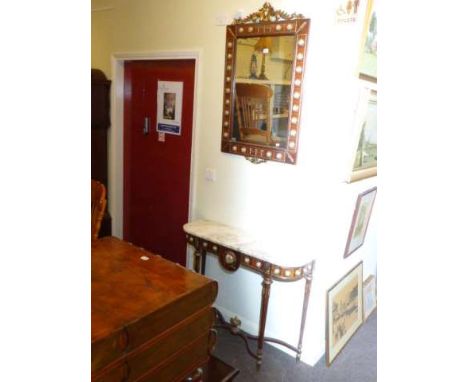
[
  {"x1": 344, "y1": 186, "x2": 377, "y2": 258},
  {"x1": 358, "y1": 0, "x2": 377, "y2": 81},
  {"x1": 346, "y1": 81, "x2": 377, "y2": 183},
  {"x1": 326, "y1": 261, "x2": 364, "y2": 366}
]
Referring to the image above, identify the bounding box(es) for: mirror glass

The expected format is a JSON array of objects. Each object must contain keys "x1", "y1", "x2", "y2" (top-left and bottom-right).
[
  {"x1": 233, "y1": 36, "x2": 295, "y2": 149},
  {"x1": 220, "y1": 10, "x2": 310, "y2": 165}
]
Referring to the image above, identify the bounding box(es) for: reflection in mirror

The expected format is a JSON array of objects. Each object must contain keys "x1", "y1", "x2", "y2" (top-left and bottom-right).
[
  {"x1": 233, "y1": 36, "x2": 295, "y2": 148},
  {"x1": 220, "y1": 3, "x2": 310, "y2": 164}
]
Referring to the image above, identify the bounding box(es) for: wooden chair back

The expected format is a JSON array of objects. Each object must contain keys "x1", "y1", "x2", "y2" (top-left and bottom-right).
[
  {"x1": 91, "y1": 179, "x2": 107, "y2": 240},
  {"x1": 235, "y1": 83, "x2": 273, "y2": 144}
]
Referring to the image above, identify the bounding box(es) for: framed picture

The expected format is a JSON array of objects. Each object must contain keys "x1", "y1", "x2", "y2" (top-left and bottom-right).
[
  {"x1": 335, "y1": 0, "x2": 361, "y2": 24},
  {"x1": 358, "y1": 0, "x2": 377, "y2": 80},
  {"x1": 156, "y1": 80, "x2": 183, "y2": 135},
  {"x1": 346, "y1": 81, "x2": 377, "y2": 183},
  {"x1": 363, "y1": 275, "x2": 377, "y2": 320},
  {"x1": 326, "y1": 261, "x2": 363, "y2": 366},
  {"x1": 344, "y1": 187, "x2": 377, "y2": 258}
]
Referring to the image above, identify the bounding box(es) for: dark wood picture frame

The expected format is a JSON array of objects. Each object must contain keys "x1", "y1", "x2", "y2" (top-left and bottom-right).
[
  {"x1": 326, "y1": 261, "x2": 363, "y2": 366},
  {"x1": 344, "y1": 187, "x2": 377, "y2": 258}
]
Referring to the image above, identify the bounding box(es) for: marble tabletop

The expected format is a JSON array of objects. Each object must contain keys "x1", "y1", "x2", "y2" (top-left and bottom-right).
[{"x1": 183, "y1": 220, "x2": 314, "y2": 268}]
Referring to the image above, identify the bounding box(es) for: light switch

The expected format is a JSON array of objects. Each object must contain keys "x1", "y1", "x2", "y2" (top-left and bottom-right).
[{"x1": 204, "y1": 168, "x2": 216, "y2": 182}]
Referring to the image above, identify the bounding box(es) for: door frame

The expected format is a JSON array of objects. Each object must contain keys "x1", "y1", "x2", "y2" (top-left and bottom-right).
[{"x1": 109, "y1": 51, "x2": 201, "y2": 257}]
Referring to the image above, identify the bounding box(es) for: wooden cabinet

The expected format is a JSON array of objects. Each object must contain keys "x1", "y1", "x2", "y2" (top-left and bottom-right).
[
  {"x1": 91, "y1": 69, "x2": 111, "y2": 237},
  {"x1": 92, "y1": 237, "x2": 219, "y2": 381}
]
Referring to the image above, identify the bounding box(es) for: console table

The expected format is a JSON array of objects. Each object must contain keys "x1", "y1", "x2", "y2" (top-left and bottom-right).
[{"x1": 183, "y1": 220, "x2": 315, "y2": 367}]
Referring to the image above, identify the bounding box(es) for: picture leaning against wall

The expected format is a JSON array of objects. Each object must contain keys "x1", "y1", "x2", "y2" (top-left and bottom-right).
[
  {"x1": 326, "y1": 261, "x2": 363, "y2": 366},
  {"x1": 363, "y1": 274, "x2": 377, "y2": 320}
]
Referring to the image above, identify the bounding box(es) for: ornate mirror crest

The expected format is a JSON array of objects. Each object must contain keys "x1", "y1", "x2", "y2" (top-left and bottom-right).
[
  {"x1": 221, "y1": 3, "x2": 310, "y2": 164},
  {"x1": 232, "y1": 2, "x2": 304, "y2": 24}
]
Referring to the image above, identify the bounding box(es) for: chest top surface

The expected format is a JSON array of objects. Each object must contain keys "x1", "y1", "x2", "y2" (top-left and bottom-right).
[{"x1": 91, "y1": 237, "x2": 216, "y2": 343}]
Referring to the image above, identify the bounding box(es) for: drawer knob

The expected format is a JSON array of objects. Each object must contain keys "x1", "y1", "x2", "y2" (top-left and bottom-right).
[{"x1": 118, "y1": 326, "x2": 130, "y2": 351}]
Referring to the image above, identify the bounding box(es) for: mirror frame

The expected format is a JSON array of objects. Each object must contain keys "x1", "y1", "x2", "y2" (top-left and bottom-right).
[{"x1": 220, "y1": 3, "x2": 310, "y2": 165}]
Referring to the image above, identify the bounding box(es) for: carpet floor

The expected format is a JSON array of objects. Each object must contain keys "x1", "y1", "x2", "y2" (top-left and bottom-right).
[{"x1": 212, "y1": 311, "x2": 377, "y2": 381}]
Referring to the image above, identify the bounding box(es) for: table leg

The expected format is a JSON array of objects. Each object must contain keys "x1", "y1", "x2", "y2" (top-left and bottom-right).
[
  {"x1": 257, "y1": 274, "x2": 272, "y2": 368},
  {"x1": 296, "y1": 267, "x2": 314, "y2": 362},
  {"x1": 201, "y1": 249, "x2": 207, "y2": 275},
  {"x1": 193, "y1": 249, "x2": 202, "y2": 273}
]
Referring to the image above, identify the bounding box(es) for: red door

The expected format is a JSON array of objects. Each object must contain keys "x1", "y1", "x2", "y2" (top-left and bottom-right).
[{"x1": 123, "y1": 59, "x2": 195, "y2": 266}]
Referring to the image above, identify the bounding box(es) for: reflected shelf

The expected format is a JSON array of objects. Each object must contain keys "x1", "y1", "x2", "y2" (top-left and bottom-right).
[{"x1": 236, "y1": 78, "x2": 291, "y2": 86}]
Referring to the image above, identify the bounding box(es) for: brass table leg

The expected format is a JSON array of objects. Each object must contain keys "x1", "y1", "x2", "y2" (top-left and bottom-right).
[
  {"x1": 257, "y1": 274, "x2": 272, "y2": 368},
  {"x1": 191, "y1": 238, "x2": 206, "y2": 275},
  {"x1": 296, "y1": 268, "x2": 313, "y2": 361}
]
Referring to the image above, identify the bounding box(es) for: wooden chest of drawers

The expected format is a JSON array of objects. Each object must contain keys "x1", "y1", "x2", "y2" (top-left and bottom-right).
[{"x1": 92, "y1": 237, "x2": 218, "y2": 382}]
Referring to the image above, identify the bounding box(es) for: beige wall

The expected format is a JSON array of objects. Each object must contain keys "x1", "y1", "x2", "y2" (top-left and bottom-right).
[{"x1": 92, "y1": 0, "x2": 377, "y2": 366}]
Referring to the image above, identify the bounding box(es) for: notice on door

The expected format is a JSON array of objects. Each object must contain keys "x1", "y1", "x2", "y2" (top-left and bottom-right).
[{"x1": 157, "y1": 81, "x2": 183, "y2": 135}]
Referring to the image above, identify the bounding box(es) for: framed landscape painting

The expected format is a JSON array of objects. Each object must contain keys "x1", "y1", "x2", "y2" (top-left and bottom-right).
[
  {"x1": 347, "y1": 82, "x2": 377, "y2": 183},
  {"x1": 358, "y1": 0, "x2": 377, "y2": 81},
  {"x1": 326, "y1": 261, "x2": 363, "y2": 366},
  {"x1": 344, "y1": 187, "x2": 377, "y2": 258}
]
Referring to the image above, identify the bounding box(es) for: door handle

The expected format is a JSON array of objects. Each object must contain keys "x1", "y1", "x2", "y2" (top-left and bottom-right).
[{"x1": 143, "y1": 117, "x2": 150, "y2": 135}]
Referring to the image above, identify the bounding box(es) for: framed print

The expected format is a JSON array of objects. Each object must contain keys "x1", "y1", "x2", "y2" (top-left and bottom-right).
[
  {"x1": 347, "y1": 82, "x2": 377, "y2": 182},
  {"x1": 335, "y1": 0, "x2": 361, "y2": 24},
  {"x1": 363, "y1": 274, "x2": 377, "y2": 320},
  {"x1": 326, "y1": 261, "x2": 363, "y2": 366},
  {"x1": 358, "y1": 0, "x2": 377, "y2": 80},
  {"x1": 156, "y1": 81, "x2": 183, "y2": 135},
  {"x1": 344, "y1": 186, "x2": 377, "y2": 258}
]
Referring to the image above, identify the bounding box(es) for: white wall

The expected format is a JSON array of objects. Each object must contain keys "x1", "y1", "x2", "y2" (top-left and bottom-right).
[{"x1": 92, "y1": 0, "x2": 377, "y2": 367}]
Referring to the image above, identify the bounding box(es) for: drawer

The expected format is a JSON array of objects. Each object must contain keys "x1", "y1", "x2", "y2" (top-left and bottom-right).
[
  {"x1": 92, "y1": 330, "x2": 127, "y2": 375},
  {"x1": 137, "y1": 333, "x2": 211, "y2": 382},
  {"x1": 92, "y1": 362, "x2": 127, "y2": 382},
  {"x1": 92, "y1": 284, "x2": 217, "y2": 373},
  {"x1": 127, "y1": 284, "x2": 217, "y2": 352},
  {"x1": 93, "y1": 307, "x2": 215, "y2": 382}
]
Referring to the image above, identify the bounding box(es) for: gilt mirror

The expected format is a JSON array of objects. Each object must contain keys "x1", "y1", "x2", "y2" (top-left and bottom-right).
[{"x1": 220, "y1": 3, "x2": 310, "y2": 164}]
